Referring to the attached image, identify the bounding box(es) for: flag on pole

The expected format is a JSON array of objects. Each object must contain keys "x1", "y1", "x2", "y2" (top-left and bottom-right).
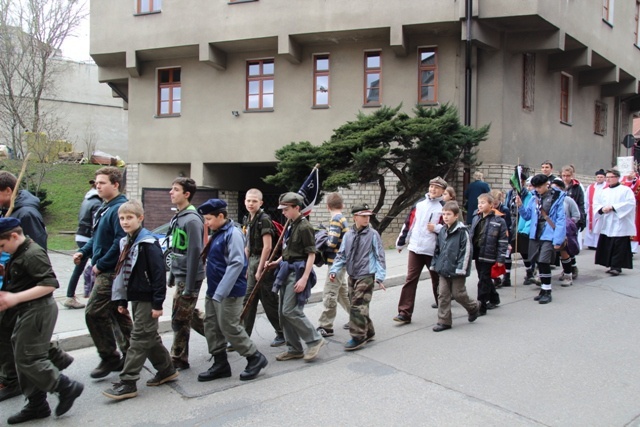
[
  {"x1": 509, "y1": 165, "x2": 523, "y2": 193},
  {"x1": 298, "y1": 166, "x2": 320, "y2": 215}
]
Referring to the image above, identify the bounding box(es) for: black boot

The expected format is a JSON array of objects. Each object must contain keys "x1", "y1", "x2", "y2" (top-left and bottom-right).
[
  {"x1": 538, "y1": 290, "x2": 552, "y2": 304},
  {"x1": 197, "y1": 351, "x2": 232, "y2": 382},
  {"x1": 55, "y1": 374, "x2": 84, "y2": 417},
  {"x1": 90, "y1": 356, "x2": 124, "y2": 379},
  {"x1": 240, "y1": 351, "x2": 268, "y2": 381},
  {"x1": 7, "y1": 391, "x2": 51, "y2": 425}
]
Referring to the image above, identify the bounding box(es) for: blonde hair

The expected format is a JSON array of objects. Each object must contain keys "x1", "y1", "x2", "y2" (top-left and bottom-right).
[
  {"x1": 477, "y1": 193, "x2": 494, "y2": 204},
  {"x1": 118, "y1": 200, "x2": 144, "y2": 217},
  {"x1": 489, "y1": 189, "x2": 504, "y2": 204},
  {"x1": 473, "y1": 171, "x2": 484, "y2": 180},
  {"x1": 245, "y1": 188, "x2": 263, "y2": 200},
  {"x1": 444, "y1": 186, "x2": 457, "y2": 201}
]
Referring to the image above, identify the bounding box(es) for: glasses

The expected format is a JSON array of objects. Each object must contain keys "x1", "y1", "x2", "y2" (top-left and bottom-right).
[{"x1": 605, "y1": 176, "x2": 618, "y2": 179}]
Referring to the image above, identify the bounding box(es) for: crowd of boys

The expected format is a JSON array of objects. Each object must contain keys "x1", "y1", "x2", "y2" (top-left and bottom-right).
[{"x1": 0, "y1": 159, "x2": 636, "y2": 423}]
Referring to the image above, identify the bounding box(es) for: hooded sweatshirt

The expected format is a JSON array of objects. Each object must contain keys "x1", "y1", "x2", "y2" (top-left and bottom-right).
[
  {"x1": 168, "y1": 205, "x2": 205, "y2": 294},
  {"x1": 75, "y1": 188, "x2": 102, "y2": 242},
  {"x1": 11, "y1": 190, "x2": 47, "y2": 250}
]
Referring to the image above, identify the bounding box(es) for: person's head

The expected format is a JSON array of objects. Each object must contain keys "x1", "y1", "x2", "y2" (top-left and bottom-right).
[
  {"x1": 489, "y1": 189, "x2": 503, "y2": 208},
  {"x1": 277, "y1": 192, "x2": 304, "y2": 220},
  {"x1": 605, "y1": 169, "x2": 620, "y2": 185},
  {"x1": 170, "y1": 177, "x2": 197, "y2": 208},
  {"x1": 89, "y1": 179, "x2": 96, "y2": 189},
  {"x1": 118, "y1": 200, "x2": 144, "y2": 235},
  {"x1": 325, "y1": 192, "x2": 344, "y2": 212},
  {"x1": 95, "y1": 166, "x2": 123, "y2": 202},
  {"x1": 551, "y1": 178, "x2": 565, "y2": 191},
  {"x1": 443, "y1": 186, "x2": 456, "y2": 202},
  {"x1": 560, "y1": 166, "x2": 574, "y2": 186},
  {"x1": 595, "y1": 169, "x2": 606, "y2": 184},
  {"x1": 198, "y1": 199, "x2": 229, "y2": 230},
  {"x1": 244, "y1": 188, "x2": 264, "y2": 215},
  {"x1": 540, "y1": 161, "x2": 553, "y2": 176},
  {"x1": 441, "y1": 201, "x2": 460, "y2": 227},
  {"x1": 530, "y1": 173, "x2": 550, "y2": 195},
  {"x1": 428, "y1": 176, "x2": 447, "y2": 199},
  {"x1": 526, "y1": 176, "x2": 534, "y2": 190},
  {"x1": 0, "y1": 217, "x2": 24, "y2": 254},
  {"x1": 473, "y1": 171, "x2": 484, "y2": 181},
  {"x1": 351, "y1": 203, "x2": 373, "y2": 228},
  {"x1": 477, "y1": 193, "x2": 494, "y2": 214},
  {"x1": 0, "y1": 171, "x2": 17, "y2": 208}
]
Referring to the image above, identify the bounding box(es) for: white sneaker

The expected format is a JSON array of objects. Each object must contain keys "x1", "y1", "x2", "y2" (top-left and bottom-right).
[
  {"x1": 62, "y1": 297, "x2": 86, "y2": 309},
  {"x1": 559, "y1": 275, "x2": 573, "y2": 287}
]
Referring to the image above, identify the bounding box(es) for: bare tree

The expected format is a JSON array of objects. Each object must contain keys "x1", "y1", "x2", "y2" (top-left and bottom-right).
[{"x1": 0, "y1": 0, "x2": 87, "y2": 159}]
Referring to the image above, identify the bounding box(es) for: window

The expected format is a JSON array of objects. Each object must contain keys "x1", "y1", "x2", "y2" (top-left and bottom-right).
[
  {"x1": 313, "y1": 55, "x2": 330, "y2": 107},
  {"x1": 157, "y1": 68, "x2": 181, "y2": 116},
  {"x1": 418, "y1": 48, "x2": 438, "y2": 104},
  {"x1": 137, "y1": 0, "x2": 161, "y2": 14},
  {"x1": 560, "y1": 73, "x2": 572, "y2": 124},
  {"x1": 594, "y1": 101, "x2": 608, "y2": 135},
  {"x1": 602, "y1": 0, "x2": 614, "y2": 25},
  {"x1": 635, "y1": 1, "x2": 639, "y2": 46},
  {"x1": 364, "y1": 51, "x2": 381, "y2": 106},
  {"x1": 246, "y1": 59, "x2": 274, "y2": 110},
  {"x1": 522, "y1": 53, "x2": 535, "y2": 112}
]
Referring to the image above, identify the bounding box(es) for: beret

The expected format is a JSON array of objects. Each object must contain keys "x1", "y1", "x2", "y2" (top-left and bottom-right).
[
  {"x1": 530, "y1": 174, "x2": 549, "y2": 187},
  {"x1": 197, "y1": 199, "x2": 227, "y2": 215},
  {"x1": 0, "y1": 217, "x2": 21, "y2": 234}
]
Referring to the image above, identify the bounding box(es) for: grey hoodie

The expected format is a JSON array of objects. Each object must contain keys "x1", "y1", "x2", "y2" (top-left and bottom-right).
[{"x1": 168, "y1": 205, "x2": 205, "y2": 294}]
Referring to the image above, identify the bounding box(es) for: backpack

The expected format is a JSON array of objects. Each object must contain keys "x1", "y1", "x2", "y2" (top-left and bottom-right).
[
  {"x1": 313, "y1": 225, "x2": 330, "y2": 267},
  {"x1": 255, "y1": 211, "x2": 284, "y2": 260}
]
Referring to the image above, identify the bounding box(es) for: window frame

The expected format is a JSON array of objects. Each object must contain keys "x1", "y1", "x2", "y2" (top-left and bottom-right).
[
  {"x1": 157, "y1": 67, "x2": 181, "y2": 117},
  {"x1": 594, "y1": 101, "x2": 608, "y2": 136},
  {"x1": 312, "y1": 54, "x2": 330, "y2": 108},
  {"x1": 418, "y1": 47, "x2": 438, "y2": 105},
  {"x1": 363, "y1": 51, "x2": 382, "y2": 107},
  {"x1": 245, "y1": 58, "x2": 275, "y2": 112},
  {"x1": 136, "y1": 0, "x2": 161, "y2": 14},
  {"x1": 522, "y1": 53, "x2": 535, "y2": 112},
  {"x1": 560, "y1": 72, "x2": 573, "y2": 125},
  {"x1": 602, "y1": 0, "x2": 614, "y2": 26},
  {"x1": 635, "y1": 1, "x2": 640, "y2": 47}
]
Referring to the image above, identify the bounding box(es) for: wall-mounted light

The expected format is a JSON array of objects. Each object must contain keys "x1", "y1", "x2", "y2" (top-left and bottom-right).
[{"x1": 232, "y1": 111, "x2": 240, "y2": 117}]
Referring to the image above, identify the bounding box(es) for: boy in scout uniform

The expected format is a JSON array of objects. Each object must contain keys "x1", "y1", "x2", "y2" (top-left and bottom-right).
[
  {"x1": 268, "y1": 192, "x2": 325, "y2": 362},
  {"x1": 0, "y1": 218, "x2": 83, "y2": 424}
]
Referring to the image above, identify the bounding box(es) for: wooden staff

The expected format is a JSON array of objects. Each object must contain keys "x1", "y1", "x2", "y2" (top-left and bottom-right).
[
  {"x1": 5, "y1": 153, "x2": 31, "y2": 217},
  {"x1": 513, "y1": 159, "x2": 520, "y2": 298}
]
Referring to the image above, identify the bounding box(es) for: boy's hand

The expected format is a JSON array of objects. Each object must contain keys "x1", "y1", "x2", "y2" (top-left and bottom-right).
[
  {"x1": 0, "y1": 291, "x2": 18, "y2": 311},
  {"x1": 265, "y1": 260, "x2": 280, "y2": 270},
  {"x1": 515, "y1": 195, "x2": 522, "y2": 207},
  {"x1": 294, "y1": 279, "x2": 306, "y2": 293},
  {"x1": 72, "y1": 252, "x2": 83, "y2": 265},
  {"x1": 427, "y1": 222, "x2": 436, "y2": 232},
  {"x1": 117, "y1": 306, "x2": 129, "y2": 315},
  {"x1": 152, "y1": 309, "x2": 163, "y2": 318},
  {"x1": 495, "y1": 262, "x2": 503, "y2": 267},
  {"x1": 329, "y1": 273, "x2": 336, "y2": 282},
  {"x1": 376, "y1": 281, "x2": 386, "y2": 291}
]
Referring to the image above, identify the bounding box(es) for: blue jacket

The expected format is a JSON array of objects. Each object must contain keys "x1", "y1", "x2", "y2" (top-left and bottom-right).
[
  {"x1": 204, "y1": 219, "x2": 248, "y2": 302},
  {"x1": 330, "y1": 224, "x2": 386, "y2": 282},
  {"x1": 80, "y1": 194, "x2": 127, "y2": 273},
  {"x1": 519, "y1": 188, "x2": 566, "y2": 246}
]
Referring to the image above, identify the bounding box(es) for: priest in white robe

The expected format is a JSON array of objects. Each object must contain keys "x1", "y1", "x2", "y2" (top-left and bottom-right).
[
  {"x1": 584, "y1": 169, "x2": 607, "y2": 249},
  {"x1": 593, "y1": 169, "x2": 637, "y2": 275}
]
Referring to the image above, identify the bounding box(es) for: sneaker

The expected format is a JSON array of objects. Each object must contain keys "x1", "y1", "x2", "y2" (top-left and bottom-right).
[
  {"x1": 392, "y1": 314, "x2": 411, "y2": 324},
  {"x1": 342, "y1": 323, "x2": 350, "y2": 330},
  {"x1": 559, "y1": 275, "x2": 573, "y2": 287},
  {"x1": 572, "y1": 266, "x2": 579, "y2": 279},
  {"x1": 270, "y1": 335, "x2": 286, "y2": 347},
  {"x1": 365, "y1": 331, "x2": 376, "y2": 342},
  {"x1": 344, "y1": 337, "x2": 367, "y2": 351},
  {"x1": 62, "y1": 297, "x2": 85, "y2": 309},
  {"x1": 558, "y1": 272, "x2": 566, "y2": 281},
  {"x1": 430, "y1": 303, "x2": 439, "y2": 309},
  {"x1": 275, "y1": 351, "x2": 304, "y2": 361},
  {"x1": 0, "y1": 382, "x2": 21, "y2": 402},
  {"x1": 146, "y1": 369, "x2": 179, "y2": 386},
  {"x1": 102, "y1": 381, "x2": 137, "y2": 401},
  {"x1": 303, "y1": 338, "x2": 326, "y2": 361},
  {"x1": 468, "y1": 306, "x2": 479, "y2": 323},
  {"x1": 432, "y1": 323, "x2": 452, "y2": 332},
  {"x1": 316, "y1": 327, "x2": 334, "y2": 337}
]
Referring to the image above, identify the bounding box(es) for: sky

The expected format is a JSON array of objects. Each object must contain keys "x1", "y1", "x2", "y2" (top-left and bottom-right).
[{"x1": 59, "y1": 1, "x2": 91, "y2": 62}]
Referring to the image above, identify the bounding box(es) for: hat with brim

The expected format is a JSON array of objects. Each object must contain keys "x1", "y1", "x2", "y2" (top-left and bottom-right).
[
  {"x1": 278, "y1": 192, "x2": 304, "y2": 209},
  {"x1": 429, "y1": 176, "x2": 447, "y2": 189},
  {"x1": 352, "y1": 203, "x2": 374, "y2": 216}
]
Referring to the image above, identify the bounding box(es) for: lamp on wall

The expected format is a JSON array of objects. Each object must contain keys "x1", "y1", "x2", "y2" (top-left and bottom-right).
[{"x1": 232, "y1": 111, "x2": 240, "y2": 117}]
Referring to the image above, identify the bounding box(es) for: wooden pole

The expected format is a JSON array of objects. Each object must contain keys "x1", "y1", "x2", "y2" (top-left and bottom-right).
[{"x1": 5, "y1": 153, "x2": 31, "y2": 217}]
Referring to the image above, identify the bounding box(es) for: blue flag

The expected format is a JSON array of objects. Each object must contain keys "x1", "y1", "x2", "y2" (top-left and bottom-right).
[{"x1": 298, "y1": 167, "x2": 320, "y2": 215}]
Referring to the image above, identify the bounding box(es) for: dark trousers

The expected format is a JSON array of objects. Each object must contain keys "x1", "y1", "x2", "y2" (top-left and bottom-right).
[
  {"x1": 0, "y1": 309, "x2": 17, "y2": 387},
  {"x1": 66, "y1": 241, "x2": 88, "y2": 298},
  {"x1": 243, "y1": 256, "x2": 281, "y2": 337},
  {"x1": 475, "y1": 260, "x2": 500, "y2": 308},
  {"x1": 397, "y1": 251, "x2": 440, "y2": 319}
]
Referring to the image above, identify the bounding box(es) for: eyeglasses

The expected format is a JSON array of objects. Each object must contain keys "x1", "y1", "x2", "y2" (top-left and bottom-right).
[{"x1": 605, "y1": 176, "x2": 618, "y2": 179}]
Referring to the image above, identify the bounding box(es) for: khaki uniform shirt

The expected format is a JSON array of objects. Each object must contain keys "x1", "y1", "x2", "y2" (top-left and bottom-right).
[{"x1": 282, "y1": 216, "x2": 315, "y2": 262}]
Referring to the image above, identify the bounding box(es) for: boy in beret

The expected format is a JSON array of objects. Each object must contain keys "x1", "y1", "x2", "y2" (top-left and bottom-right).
[
  {"x1": 329, "y1": 203, "x2": 386, "y2": 350},
  {"x1": 0, "y1": 218, "x2": 84, "y2": 424},
  {"x1": 197, "y1": 199, "x2": 268, "y2": 382},
  {"x1": 267, "y1": 192, "x2": 325, "y2": 361}
]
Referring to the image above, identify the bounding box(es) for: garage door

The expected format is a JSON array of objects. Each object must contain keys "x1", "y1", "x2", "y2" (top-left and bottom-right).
[{"x1": 141, "y1": 188, "x2": 219, "y2": 230}]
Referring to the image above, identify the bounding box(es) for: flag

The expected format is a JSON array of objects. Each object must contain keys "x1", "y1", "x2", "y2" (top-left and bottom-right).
[
  {"x1": 509, "y1": 165, "x2": 523, "y2": 193},
  {"x1": 298, "y1": 167, "x2": 320, "y2": 215}
]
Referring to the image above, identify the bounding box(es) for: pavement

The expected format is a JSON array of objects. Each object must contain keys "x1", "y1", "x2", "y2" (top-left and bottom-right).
[{"x1": 2, "y1": 249, "x2": 639, "y2": 426}]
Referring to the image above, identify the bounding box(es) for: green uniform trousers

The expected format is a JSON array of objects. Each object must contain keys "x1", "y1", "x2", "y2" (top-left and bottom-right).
[
  {"x1": 242, "y1": 255, "x2": 281, "y2": 337},
  {"x1": 204, "y1": 296, "x2": 256, "y2": 357},
  {"x1": 317, "y1": 266, "x2": 349, "y2": 330},
  {"x1": 170, "y1": 280, "x2": 205, "y2": 366},
  {"x1": 279, "y1": 272, "x2": 322, "y2": 355}
]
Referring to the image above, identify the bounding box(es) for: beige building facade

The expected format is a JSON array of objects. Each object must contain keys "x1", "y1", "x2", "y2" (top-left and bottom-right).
[{"x1": 90, "y1": 0, "x2": 640, "y2": 229}]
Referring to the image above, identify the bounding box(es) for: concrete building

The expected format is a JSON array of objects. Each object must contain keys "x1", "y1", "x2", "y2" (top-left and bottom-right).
[{"x1": 90, "y1": 0, "x2": 640, "y2": 230}]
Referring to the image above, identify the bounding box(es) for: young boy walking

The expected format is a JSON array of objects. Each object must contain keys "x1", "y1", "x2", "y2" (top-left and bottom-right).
[
  {"x1": 197, "y1": 199, "x2": 267, "y2": 382},
  {"x1": 329, "y1": 203, "x2": 385, "y2": 351},
  {"x1": 241, "y1": 188, "x2": 284, "y2": 347},
  {"x1": 0, "y1": 218, "x2": 83, "y2": 424},
  {"x1": 103, "y1": 201, "x2": 178, "y2": 400},
  {"x1": 316, "y1": 192, "x2": 350, "y2": 338},
  {"x1": 168, "y1": 177, "x2": 206, "y2": 371},
  {"x1": 430, "y1": 202, "x2": 479, "y2": 331},
  {"x1": 268, "y1": 192, "x2": 325, "y2": 362},
  {"x1": 469, "y1": 193, "x2": 508, "y2": 315}
]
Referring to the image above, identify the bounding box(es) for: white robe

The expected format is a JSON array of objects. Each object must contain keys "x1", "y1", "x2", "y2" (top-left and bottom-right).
[
  {"x1": 593, "y1": 184, "x2": 637, "y2": 238},
  {"x1": 584, "y1": 182, "x2": 606, "y2": 247}
]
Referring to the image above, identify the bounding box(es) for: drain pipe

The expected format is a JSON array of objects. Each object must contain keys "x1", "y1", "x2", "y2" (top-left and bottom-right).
[{"x1": 463, "y1": 0, "x2": 473, "y2": 190}]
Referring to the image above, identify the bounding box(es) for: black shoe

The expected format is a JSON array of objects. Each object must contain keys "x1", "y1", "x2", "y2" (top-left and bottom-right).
[
  {"x1": 468, "y1": 307, "x2": 479, "y2": 323},
  {"x1": 198, "y1": 352, "x2": 232, "y2": 382},
  {"x1": 365, "y1": 331, "x2": 376, "y2": 342},
  {"x1": 609, "y1": 269, "x2": 621, "y2": 276},
  {"x1": 55, "y1": 375, "x2": 84, "y2": 416},
  {"x1": 432, "y1": 323, "x2": 452, "y2": 332},
  {"x1": 7, "y1": 393, "x2": 50, "y2": 425},
  {"x1": 493, "y1": 278, "x2": 502, "y2": 289},
  {"x1": 146, "y1": 368, "x2": 179, "y2": 386},
  {"x1": 270, "y1": 335, "x2": 286, "y2": 347},
  {"x1": 431, "y1": 303, "x2": 438, "y2": 309},
  {"x1": 90, "y1": 357, "x2": 124, "y2": 379},
  {"x1": 533, "y1": 290, "x2": 545, "y2": 301},
  {"x1": 538, "y1": 290, "x2": 552, "y2": 304},
  {"x1": 172, "y1": 360, "x2": 190, "y2": 371},
  {"x1": 102, "y1": 380, "x2": 137, "y2": 400},
  {"x1": 393, "y1": 314, "x2": 411, "y2": 324},
  {"x1": 240, "y1": 351, "x2": 268, "y2": 381},
  {"x1": 0, "y1": 382, "x2": 21, "y2": 402}
]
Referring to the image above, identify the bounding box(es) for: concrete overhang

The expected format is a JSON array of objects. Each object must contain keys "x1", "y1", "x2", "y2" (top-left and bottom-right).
[
  {"x1": 461, "y1": 20, "x2": 501, "y2": 51},
  {"x1": 505, "y1": 29, "x2": 565, "y2": 53},
  {"x1": 548, "y1": 47, "x2": 592, "y2": 73}
]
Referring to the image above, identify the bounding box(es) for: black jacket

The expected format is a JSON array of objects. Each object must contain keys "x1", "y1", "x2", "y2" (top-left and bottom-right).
[
  {"x1": 10, "y1": 190, "x2": 47, "y2": 251},
  {"x1": 469, "y1": 211, "x2": 508, "y2": 264}
]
